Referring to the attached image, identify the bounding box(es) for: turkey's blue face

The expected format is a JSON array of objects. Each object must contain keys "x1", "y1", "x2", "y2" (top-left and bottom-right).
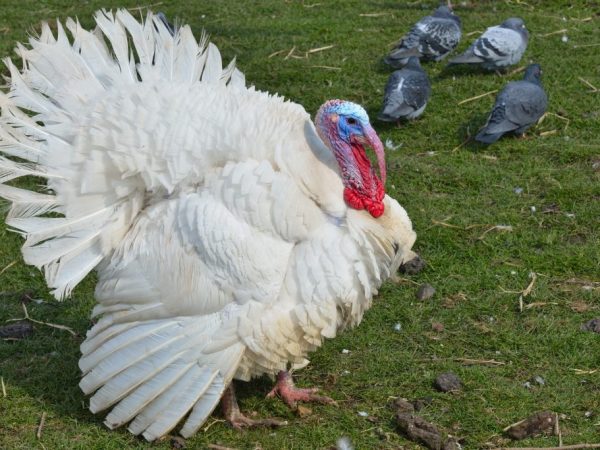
[{"x1": 315, "y1": 100, "x2": 386, "y2": 218}]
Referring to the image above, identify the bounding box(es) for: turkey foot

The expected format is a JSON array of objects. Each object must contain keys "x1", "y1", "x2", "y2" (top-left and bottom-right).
[
  {"x1": 266, "y1": 370, "x2": 337, "y2": 410},
  {"x1": 221, "y1": 384, "x2": 287, "y2": 430}
]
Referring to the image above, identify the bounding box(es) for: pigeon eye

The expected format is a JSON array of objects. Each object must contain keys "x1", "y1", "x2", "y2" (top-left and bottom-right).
[{"x1": 347, "y1": 117, "x2": 357, "y2": 125}]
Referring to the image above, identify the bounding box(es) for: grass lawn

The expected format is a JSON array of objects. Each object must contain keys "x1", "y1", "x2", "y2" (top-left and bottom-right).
[{"x1": 0, "y1": 1, "x2": 599, "y2": 449}]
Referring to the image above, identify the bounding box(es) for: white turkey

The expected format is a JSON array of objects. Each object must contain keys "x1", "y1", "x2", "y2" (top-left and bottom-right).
[{"x1": 0, "y1": 10, "x2": 418, "y2": 440}]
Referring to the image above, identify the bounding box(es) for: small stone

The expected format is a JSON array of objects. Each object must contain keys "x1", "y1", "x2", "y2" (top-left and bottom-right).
[
  {"x1": 561, "y1": 35, "x2": 569, "y2": 42},
  {"x1": 533, "y1": 375, "x2": 545, "y2": 386},
  {"x1": 443, "y1": 438, "x2": 462, "y2": 450},
  {"x1": 434, "y1": 372, "x2": 462, "y2": 392},
  {"x1": 393, "y1": 398, "x2": 415, "y2": 414},
  {"x1": 400, "y1": 254, "x2": 427, "y2": 275},
  {"x1": 514, "y1": 187, "x2": 524, "y2": 195},
  {"x1": 412, "y1": 396, "x2": 433, "y2": 411},
  {"x1": 416, "y1": 283, "x2": 436, "y2": 301},
  {"x1": 170, "y1": 436, "x2": 186, "y2": 449},
  {"x1": 530, "y1": 206, "x2": 536, "y2": 214},
  {"x1": 0, "y1": 321, "x2": 34, "y2": 339},
  {"x1": 511, "y1": 270, "x2": 517, "y2": 275},
  {"x1": 341, "y1": 349, "x2": 350, "y2": 354},
  {"x1": 297, "y1": 405, "x2": 312, "y2": 417},
  {"x1": 584, "y1": 411, "x2": 593, "y2": 418},
  {"x1": 581, "y1": 318, "x2": 600, "y2": 333},
  {"x1": 342, "y1": 370, "x2": 350, "y2": 375},
  {"x1": 505, "y1": 410, "x2": 556, "y2": 440},
  {"x1": 358, "y1": 411, "x2": 369, "y2": 417},
  {"x1": 523, "y1": 381, "x2": 532, "y2": 389},
  {"x1": 396, "y1": 413, "x2": 443, "y2": 450},
  {"x1": 393, "y1": 322, "x2": 402, "y2": 332},
  {"x1": 431, "y1": 322, "x2": 444, "y2": 332}
]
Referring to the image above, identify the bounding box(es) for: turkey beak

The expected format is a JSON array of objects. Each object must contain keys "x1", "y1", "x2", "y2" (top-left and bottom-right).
[{"x1": 357, "y1": 124, "x2": 386, "y2": 185}]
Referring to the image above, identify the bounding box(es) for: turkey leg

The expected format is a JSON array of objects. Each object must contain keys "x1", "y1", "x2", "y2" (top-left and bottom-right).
[
  {"x1": 221, "y1": 384, "x2": 287, "y2": 429},
  {"x1": 266, "y1": 370, "x2": 337, "y2": 409}
]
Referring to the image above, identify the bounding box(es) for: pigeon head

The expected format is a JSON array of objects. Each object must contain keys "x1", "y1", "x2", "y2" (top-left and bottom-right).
[
  {"x1": 433, "y1": 5, "x2": 460, "y2": 25},
  {"x1": 405, "y1": 56, "x2": 422, "y2": 69},
  {"x1": 315, "y1": 100, "x2": 386, "y2": 218},
  {"x1": 501, "y1": 17, "x2": 529, "y2": 40},
  {"x1": 433, "y1": 5, "x2": 453, "y2": 16},
  {"x1": 523, "y1": 64, "x2": 543, "y2": 84}
]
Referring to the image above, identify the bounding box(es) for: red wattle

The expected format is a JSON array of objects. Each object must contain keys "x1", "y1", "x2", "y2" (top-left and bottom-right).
[
  {"x1": 344, "y1": 187, "x2": 365, "y2": 210},
  {"x1": 344, "y1": 187, "x2": 385, "y2": 218}
]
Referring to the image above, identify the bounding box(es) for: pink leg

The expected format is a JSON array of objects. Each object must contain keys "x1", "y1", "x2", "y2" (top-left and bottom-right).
[
  {"x1": 221, "y1": 383, "x2": 287, "y2": 430},
  {"x1": 266, "y1": 371, "x2": 337, "y2": 410}
]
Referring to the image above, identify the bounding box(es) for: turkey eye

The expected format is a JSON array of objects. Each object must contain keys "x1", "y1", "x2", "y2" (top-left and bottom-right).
[{"x1": 347, "y1": 118, "x2": 357, "y2": 125}]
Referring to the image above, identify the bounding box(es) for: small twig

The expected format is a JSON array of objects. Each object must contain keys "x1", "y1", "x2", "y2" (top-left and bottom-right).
[
  {"x1": 554, "y1": 278, "x2": 600, "y2": 286},
  {"x1": 539, "y1": 112, "x2": 570, "y2": 130},
  {"x1": 303, "y1": 2, "x2": 322, "y2": 7},
  {"x1": 307, "y1": 44, "x2": 334, "y2": 54},
  {"x1": 503, "y1": 417, "x2": 526, "y2": 432},
  {"x1": 466, "y1": 30, "x2": 483, "y2": 36},
  {"x1": 6, "y1": 303, "x2": 77, "y2": 336},
  {"x1": 578, "y1": 77, "x2": 599, "y2": 93},
  {"x1": 268, "y1": 49, "x2": 286, "y2": 58},
  {"x1": 478, "y1": 225, "x2": 513, "y2": 240},
  {"x1": 451, "y1": 135, "x2": 473, "y2": 152},
  {"x1": 202, "y1": 418, "x2": 225, "y2": 432},
  {"x1": 505, "y1": 65, "x2": 527, "y2": 77},
  {"x1": 127, "y1": 2, "x2": 163, "y2": 11},
  {"x1": 0, "y1": 260, "x2": 17, "y2": 277},
  {"x1": 570, "y1": 368, "x2": 598, "y2": 375},
  {"x1": 480, "y1": 154, "x2": 498, "y2": 161},
  {"x1": 36, "y1": 412, "x2": 47, "y2": 439},
  {"x1": 555, "y1": 413, "x2": 563, "y2": 447},
  {"x1": 455, "y1": 358, "x2": 506, "y2": 366},
  {"x1": 207, "y1": 445, "x2": 238, "y2": 450},
  {"x1": 309, "y1": 65, "x2": 341, "y2": 70},
  {"x1": 284, "y1": 46, "x2": 296, "y2": 60},
  {"x1": 1, "y1": 377, "x2": 6, "y2": 397},
  {"x1": 492, "y1": 445, "x2": 600, "y2": 450},
  {"x1": 390, "y1": 275, "x2": 420, "y2": 286},
  {"x1": 540, "y1": 130, "x2": 558, "y2": 137},
  {"x1": 359, "y1": 12, "x2": 389, "y2": 17},
  {"x1": 458, "y1": 90, "x2": 498, "y2": 105},
  {"x1": 573, "y1": 42, "x2": 600, "y2": 48},
  {"x1": 524, "y1": 302, "x2": 558, "y2": 309},
  {"x1": 431, "y1": 219, "x2": 463, "y2": 229},
  {"x1": 522, "y1": 272, "x2": 537, "y2": 297},
  {"x1": 540, "y1": 28, "x2": 568, "y2": 37}
]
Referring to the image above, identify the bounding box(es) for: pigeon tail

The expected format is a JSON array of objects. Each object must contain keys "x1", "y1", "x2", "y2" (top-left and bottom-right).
[{"x1": 475, "y1": 129, "x2": 504, "y2": 144}]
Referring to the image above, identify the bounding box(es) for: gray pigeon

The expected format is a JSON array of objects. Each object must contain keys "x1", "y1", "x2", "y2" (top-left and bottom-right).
[
  {"x1": 378, "y1": 57, "x2": 431, "y2": 122},
  {"x1": 475, "y1": 64, "x2": 547, "y2": 144},
  {"x1": 448, "y1": 18, "x2": 528, "y2": 71},
  {"x1": 385, "y1": 5, "x2": 462, "y2": 69}
]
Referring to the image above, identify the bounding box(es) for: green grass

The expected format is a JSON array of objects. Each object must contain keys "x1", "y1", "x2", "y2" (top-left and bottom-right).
[{"x1": 1, "y1": 1, "x2": 599, "y2": 449}]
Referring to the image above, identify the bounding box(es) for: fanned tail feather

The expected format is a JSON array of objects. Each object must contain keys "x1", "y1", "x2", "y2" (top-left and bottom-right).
[
  {"x1": 0, "y1": 9, "x2": 246, "y2": 299},
  {"x1": 80, "y1": 314, "x2": 243, "y2": 440}
]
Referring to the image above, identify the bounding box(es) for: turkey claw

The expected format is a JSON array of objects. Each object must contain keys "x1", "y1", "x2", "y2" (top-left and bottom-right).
[
  {"x1": 228, "y1": 413, "x2": 287, "y2": 430},
  {"x1": 267, "y1": 371, "x2": 337, "y2": 410}
]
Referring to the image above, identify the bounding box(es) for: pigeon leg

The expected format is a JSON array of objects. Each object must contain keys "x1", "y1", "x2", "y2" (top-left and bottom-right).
[
  {"x1": 266, "y1": 370, "x2": 337, "y2": 410},
  {"x1": 221, "y1": 383, "x2": 287, "y2": 430}
]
